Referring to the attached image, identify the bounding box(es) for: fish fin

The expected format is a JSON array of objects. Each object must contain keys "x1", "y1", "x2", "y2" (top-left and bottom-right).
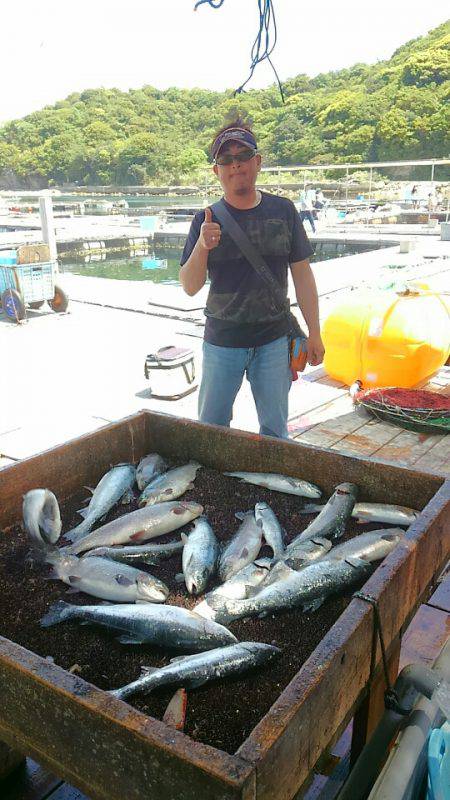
[
  {"x1": 130, "y1": 530, "x2": 147, "y2": 542},
  {"x1": 68, "y1": 575, "x2": 81, "y2": 584},
  {"x1": 187, "y1": 483, "x2": 195, "y2": 490},
  {"x1": 121, "y1": 489, "x2": 134, "y2": 505},
  {"x1": 287, "y1": 478, "x2": 299, "y2": 487},
  {"x1": 140, "y1": 665, "x2": 158, "y2": 676},
  {"x1": 40, "y1": 600, "x2": 72, "y2": 627},
  {"x1": 181, "y1": 533, "x2": 189, "y2": 544},
  {"x1": 240, "y1": 547, "x2": 249, "y2": 559},
  {"x1": 163, "y1": 688, "x2": 187, "y2": 731},
  {"x1": 300, "y1": 503, "x2": 322, "y2": 514},
  {"x1": 65, "y1": 587, "x2": 80, "y2": 595},
  {"x1": 115, "y1": 574, "x2": 134, "y2": 586},
  {"x1": 117, "y1": 635, "x2": 144, "y2": 645},
  {"x1": 356, "y1": 518, "x2": 369, "y2": 524},
  {"x1": 76, "y1": 508, "x2": 90, "y2": 519},
  {"x1": 345, "y1": 556, "x2": 368, "y2": 568},
  {"x1": 83, "y1": 486, "x2": 95, "y2": 495},
  {"x1": 175, "y1": 573, "x2": 185, "y2": 584},
  {"x1": 189, "y1": 677, "x2": 208, "y2": 689},
  {"x1": 257, "y1": 611, "x2": 268, "y2": 619},
  {"x1": 235, "y1": 511, "x2": 246, "y2": 520},
  {"x1": 302, "y1": 597, "x2": 324, "y2": 613}
]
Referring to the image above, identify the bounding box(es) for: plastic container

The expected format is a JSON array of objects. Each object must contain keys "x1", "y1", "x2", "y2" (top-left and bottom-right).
[
  {"x1": 0, "y1": 262, "x2": 55, "y2": 303},
  {"x1": 322, "y1": 287, "x2": 450, "y2": 389},
  {"x1": 0, "y1": 250, "x2": 17, "y2": 266},
  {"x1": 427, "y1": 721, "x2": 450, "y2": 800}
]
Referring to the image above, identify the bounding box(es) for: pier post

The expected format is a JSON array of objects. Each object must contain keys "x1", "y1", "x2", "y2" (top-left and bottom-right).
[{"x1": 39, "y1": 194, "x2": 58, "y2": 261}]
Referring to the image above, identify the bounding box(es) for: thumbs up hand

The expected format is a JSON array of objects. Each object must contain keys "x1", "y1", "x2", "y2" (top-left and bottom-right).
[{"x1": 200, "y1": 207, "x2": 221, "y2": 251}]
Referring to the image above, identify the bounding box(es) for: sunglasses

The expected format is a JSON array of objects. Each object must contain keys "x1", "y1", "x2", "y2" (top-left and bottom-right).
[{"x1": 214, "y1": 148, "x2": 257, "y2": 166}]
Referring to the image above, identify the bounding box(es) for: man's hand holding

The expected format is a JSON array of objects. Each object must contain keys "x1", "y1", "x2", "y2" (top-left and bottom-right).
[{"x1": 307, "y1": 332, "x2": 325, "y2": 366}]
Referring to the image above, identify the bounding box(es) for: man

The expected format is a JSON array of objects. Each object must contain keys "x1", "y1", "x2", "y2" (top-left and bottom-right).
[{"x1": 179, "y1": 120, "x2": 324, "y2": 439}]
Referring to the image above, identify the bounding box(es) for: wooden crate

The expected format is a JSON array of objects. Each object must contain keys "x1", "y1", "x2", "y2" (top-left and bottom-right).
[{"x1": 0, "y1": 410, "x2": 449, "y2": 800}]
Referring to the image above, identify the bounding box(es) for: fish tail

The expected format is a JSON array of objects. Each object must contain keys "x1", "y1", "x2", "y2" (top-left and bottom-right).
[
  {"x1": 40, "y1": 600, "x2": 74, "y2": 627},
  {"x1": 64, "y1": 521, "x2": 91, "y2": 543}
]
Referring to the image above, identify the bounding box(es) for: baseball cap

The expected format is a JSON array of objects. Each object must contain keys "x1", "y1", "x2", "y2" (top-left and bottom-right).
[{"x1": 211, "y1": 128, "x2": 257, "y2": 160}]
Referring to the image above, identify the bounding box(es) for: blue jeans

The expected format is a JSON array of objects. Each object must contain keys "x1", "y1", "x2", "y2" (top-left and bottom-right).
[{"x1": 198, "y1": 336, "x2": 292, "y2": 438}]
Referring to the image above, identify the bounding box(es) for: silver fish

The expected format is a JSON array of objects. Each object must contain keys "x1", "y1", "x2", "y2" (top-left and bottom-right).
[
  {"x1": 83, "y1": 539, "x2": 184, "y2": 566},
  {"x1": 194, "y1": 559, "x2": 272, "y2": 619},
  {"x1": 23, "y1": 489, "x2": 61, "y2": 549},
  {"x1": 284, "y1": 537, "x2": 332, "y2": 569},
  {"x1": 319, "y1": 529, "x2": 405, "y2": 564},
  {"x1": 110, "y1": 642, "x2": 280, "y2": 701},
  {"x1": 139, "y1": 462, "x2": 201, "y2": 507},
  {"x1": 136, "y1": 453, "x2": 168, "y2": 491},
  {"x1": 300, "y1": 502, "x2": 420, "y2": 528},
  {"x1": 290, "y1": 483, "x2": 358, "y2": 546},
  {"x1": 255, "y1": 502, "x2": 285, "y2": 559},
  {"x1": 63, "y1": 501, "x2": 203, "y2": 555},
  {"x1": 224, "y1": 471, "x2": 321, "y2": 499},
  {"x1": 204, "y1": 557, "x2": 373, "y2": 624},
  {"x1": 64, "y1": 464, "x2": 136, "y2": 542},
  {"x1": 40, "y1": 600, "x2": 237, "y2": 650},
  {"x1": 182, "y1": 517, "x2": 219, "y2": 595},
  {"x1": 218, "y1": 512, "x2": 263, "y2": 583},
  {"x1": 45, "y1": 551, "x2": 169, "y2": 603}
]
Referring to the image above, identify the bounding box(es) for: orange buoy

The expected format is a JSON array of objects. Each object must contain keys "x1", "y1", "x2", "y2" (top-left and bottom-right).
[{"x1": 322, "y1": 287, "x2": 450, "y2": 389}]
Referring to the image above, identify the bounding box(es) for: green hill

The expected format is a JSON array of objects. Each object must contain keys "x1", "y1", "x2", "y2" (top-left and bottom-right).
[{"x1": 0, "y1": 21, "x2": 449, "y2": 188}]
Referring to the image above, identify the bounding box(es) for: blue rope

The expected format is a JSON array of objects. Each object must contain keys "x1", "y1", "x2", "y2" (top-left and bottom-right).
[{"x1": 194, "y1": 0, "x2": 284, "y2": 102}]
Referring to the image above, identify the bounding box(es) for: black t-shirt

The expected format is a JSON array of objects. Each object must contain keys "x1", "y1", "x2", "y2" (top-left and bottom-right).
[{"x1": 180, "y1": 192, "x2": 313, "y2": 347}]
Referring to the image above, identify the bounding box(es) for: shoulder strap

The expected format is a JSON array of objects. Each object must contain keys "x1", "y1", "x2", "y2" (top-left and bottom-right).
[{"x1": 211, "y1": 199, "x2": 287, "y2": 312}]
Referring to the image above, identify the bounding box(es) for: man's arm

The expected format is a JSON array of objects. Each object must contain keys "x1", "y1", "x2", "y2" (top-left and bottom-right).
[
  {"x1": 290, "y1": 259, "x2": 325, "y2": 366},
  {"x1": 179, "y1": 208, "x2": 221, "y2": 296}
]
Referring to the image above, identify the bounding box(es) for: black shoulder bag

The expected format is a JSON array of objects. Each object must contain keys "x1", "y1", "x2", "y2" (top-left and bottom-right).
[{"x1": 211, "y1": 199, "x2": 308, "y2": 373}]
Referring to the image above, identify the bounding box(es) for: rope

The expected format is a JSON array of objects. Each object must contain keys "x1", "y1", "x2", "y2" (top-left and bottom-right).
[
  {"x1": 194, "y1": 0, "x2": 285, "y2": 101},
  {"x1": 353, "y1": 591, "x2": 410, "y2": 716}
]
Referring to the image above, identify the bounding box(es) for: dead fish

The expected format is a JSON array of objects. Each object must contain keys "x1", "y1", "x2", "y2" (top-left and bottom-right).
[
  {"x1": 64, "y1": 464, "x2": 136, "y2": 542},
  {"x1": 110, "y1": 642, "x2": 280, "y2": 701},
  {"x1": 139, "y1": 462, "x2": 201, "y2": 507},
  {"x1": 23, "y1": 489, "x2": 61, "y2": 550},
  {"x1": 255, "y1": 502, "x2": 285, "y2": 559},
  {"x1": 203, "y1": 557, "x2": 374, "y2": 624},
  {"x1": 136, "y1": 453, "x2": 168, "y2": 491},
  {"x1": 194, "y1": 559, "x2": 272, "y2": 619},
  {"x1": 182, "y1": 517, "x2": 219, "y2": 595},
  {"x1": 44, "y1": 551, "x2": 169, "y2": 603},
  {"x1": 40, "y1": 600, "x2": 237, "y2": 650},
  {"x1": 289, "y1": 483, "x2": 358, "y2": 546},
  {"x1": 63, "y1": 501, "x2": 203, "y2": 555},
  {"x1": 300, "y1": 502, "x2": 420, "y2": 528},
  {"x1": 84, "y1": 539, "x2": 184, "y2": 566},
  {"x1": 218, "y1": 511, "x2": 263, "y2": 583},
  {"x1": 319, "y1": 529, "x2": 405, "y2": 564},
  {"x1": 224, "y1": 471, "x2": 321, "y2": 499},
  {"x1": 284, "y1": 537, "x2": 332, "y2": 569}
]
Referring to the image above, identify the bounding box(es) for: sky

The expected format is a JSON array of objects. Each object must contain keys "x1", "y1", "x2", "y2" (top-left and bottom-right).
[{"x1": 1, "y1": 1, "x2": 448, "y2": 123}]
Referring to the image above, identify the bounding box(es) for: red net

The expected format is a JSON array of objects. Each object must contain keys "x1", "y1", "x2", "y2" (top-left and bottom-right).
[{"x1": 356, "y1": 388, "x2": 450, "y2": 412}]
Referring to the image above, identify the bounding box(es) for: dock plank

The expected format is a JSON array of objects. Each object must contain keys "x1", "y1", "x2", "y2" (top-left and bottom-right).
[
  {"x1": 329, "y1": 420, "x2": 400, "y2": 457},
  {"x1": 289, "y1": 395, "x2": 358, "y2": 440},
  {"x1": 398, "y1": 604, "x2": 450, "y2": 670},
  {"x1": 413, "y1": 435, "x2": 450, "y2": 477},
  {"x1": 372, "y1": 429, "x2": 443, "y2": 467}
]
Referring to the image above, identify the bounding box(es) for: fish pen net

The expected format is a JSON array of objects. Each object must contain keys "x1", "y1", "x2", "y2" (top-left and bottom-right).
[{"x1": 354, "y1": 387, "x2": 450, "y2": 434}]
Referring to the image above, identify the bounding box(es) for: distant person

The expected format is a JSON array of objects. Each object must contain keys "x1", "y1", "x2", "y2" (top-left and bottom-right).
[
  {"x1": 179, "y1": 118, "x2": 324, "y2": 439},
  {"x1": 435, "y1": 187, "x2": 444, "y2": 208},
  {"x1": 314, "y1": 188, "x2": 325, "y2": 211},
  {"x1": 427, "y1": 192, "x2": 437, "y2": 213},
  {"x1": 411, "y1": 185, "x2": 419, "y2": 210},
  {"x1": 299, "y1": 190, "x2": 316, "y2": 233}
]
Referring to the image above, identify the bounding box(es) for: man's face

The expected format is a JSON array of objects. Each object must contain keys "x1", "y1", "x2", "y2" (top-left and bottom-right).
[{"x1": 213, "y1": 141, "x2": 261, "y2": 196}]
